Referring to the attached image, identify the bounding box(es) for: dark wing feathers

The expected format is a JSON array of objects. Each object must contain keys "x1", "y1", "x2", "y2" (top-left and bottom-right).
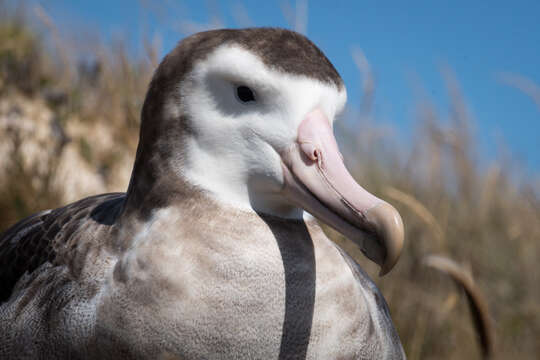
[{"x1": 0, "y1": 193, "x2": 125, "y2": 302}]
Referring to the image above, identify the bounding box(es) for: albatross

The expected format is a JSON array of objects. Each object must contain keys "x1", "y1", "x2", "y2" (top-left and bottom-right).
[{"x1": 0, "y1": 28, "x2": 405, "y2": 359}]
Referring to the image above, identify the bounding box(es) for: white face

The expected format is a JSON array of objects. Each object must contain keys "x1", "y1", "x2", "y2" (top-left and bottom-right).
[{"x1": 171, "y1": 44, "x2": 347, "y2": 217}]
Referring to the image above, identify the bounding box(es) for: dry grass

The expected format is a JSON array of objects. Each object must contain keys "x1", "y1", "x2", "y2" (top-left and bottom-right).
[
  {"x1": 0, "y1": 3, "x2": 539, "y2": 359},
  {"x1": 423, "y1": 254, "x2": 495, "y2": 360},
  {"x1": 330, "y1": 58, "x2": 540, "y2": 359},
  {"x1": 0, "y1": 2, "x2": 153, "y2": 229}
]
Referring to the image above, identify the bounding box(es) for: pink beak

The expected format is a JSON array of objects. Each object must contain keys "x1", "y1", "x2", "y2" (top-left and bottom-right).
[{"x1": 281, "y1": 109, "x2": 404, "y2": 275}]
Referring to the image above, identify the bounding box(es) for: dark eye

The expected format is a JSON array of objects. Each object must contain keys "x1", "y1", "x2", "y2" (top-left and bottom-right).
[{"x1": 236, "y1": 85, "x2": 255, "y2": 103}]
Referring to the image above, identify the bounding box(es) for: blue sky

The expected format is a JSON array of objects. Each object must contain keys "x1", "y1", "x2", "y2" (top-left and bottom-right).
[{"x1": 38, "y1": 0, "x2": 540, "y2": 173}]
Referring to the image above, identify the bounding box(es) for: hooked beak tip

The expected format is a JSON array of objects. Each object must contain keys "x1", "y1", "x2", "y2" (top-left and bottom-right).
[{"x1": 364, "y1": 202, "x2": 404, "y2": 276}]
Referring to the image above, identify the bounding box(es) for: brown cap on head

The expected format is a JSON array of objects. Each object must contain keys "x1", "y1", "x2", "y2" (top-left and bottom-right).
[{"x1": 152, "y1": 28, "x2": 343, "y2": 95}]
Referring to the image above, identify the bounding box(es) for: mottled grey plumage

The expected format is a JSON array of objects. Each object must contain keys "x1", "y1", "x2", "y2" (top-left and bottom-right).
[
  {"x1": 0, "y1": 28, "x2": 405, "y2": 359},
  {"x1": 0, "y1": 194, "x2": 124, "y2": 302}
]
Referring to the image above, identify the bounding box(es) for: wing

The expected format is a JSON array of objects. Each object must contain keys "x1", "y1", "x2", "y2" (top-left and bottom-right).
[
  {"x1": 333, "y1": 244, "x2": 406, "y2": 359},
  {"x1": 0, "y1": 193, "x2": 125, "y2": 302}
]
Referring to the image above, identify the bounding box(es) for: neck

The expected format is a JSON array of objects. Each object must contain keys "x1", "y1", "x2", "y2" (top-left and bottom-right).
[
  {"x1": 122, "y1": 142, "x2": 188, "y2": 220},
  {"x1": 182, "y1": 166, "x2": 305, "y2": 220},
  {"x1": 124, "y1": 157, "x2": 304, "y2": 224},
  {"x1": 123, "y1": 121, "x2": 304, "y2": 222}
]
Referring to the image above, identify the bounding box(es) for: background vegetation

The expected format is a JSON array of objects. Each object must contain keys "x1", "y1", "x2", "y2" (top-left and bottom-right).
[{"x1": 0, "y1": 2, "x2": 538, "y2": 359}]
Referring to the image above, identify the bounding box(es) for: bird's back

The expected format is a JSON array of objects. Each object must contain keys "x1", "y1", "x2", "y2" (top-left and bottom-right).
[{"x1": 0, "y1": 193, "x2": 125, "y2": 359}]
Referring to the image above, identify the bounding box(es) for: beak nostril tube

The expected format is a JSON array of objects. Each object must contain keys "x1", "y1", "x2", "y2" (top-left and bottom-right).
[{"x1": 300, "y1": 142, "x2": 319, "y2": 162}]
